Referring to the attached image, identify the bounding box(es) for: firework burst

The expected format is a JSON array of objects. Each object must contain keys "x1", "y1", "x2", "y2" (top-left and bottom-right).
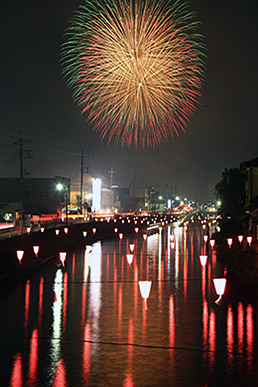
[{"x1": 61, "y1": 0, "x2": 205, "y2": 148}]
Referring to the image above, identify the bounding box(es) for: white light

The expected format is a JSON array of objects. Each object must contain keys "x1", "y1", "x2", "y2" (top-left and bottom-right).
[
  {"x1": 56, "y1": 183, "x2": 63, "y2": 191},
  {"x1": 199, "y1": 255, "x2": 208, "y2": 267},
  {"x1": 92, "y1": 178, "x2": 101, "y2": 212},
  {"x1": 126, "y1": 254, "x2": 133, "y2": 267},
  {"x1": 139, "y1": 281, "x2": 152, "y2": 310},
  {"x1": 59, "y1": 252, "x2": 67, "y2": 266},
  {"x1": 33, "y1": 246, "x2": 40, "y2": 257}
]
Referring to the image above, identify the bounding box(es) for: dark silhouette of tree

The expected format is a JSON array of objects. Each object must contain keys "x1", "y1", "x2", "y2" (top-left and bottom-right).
[{"x1": 215, "y1": 167, "x2": 245, "y2": 218}]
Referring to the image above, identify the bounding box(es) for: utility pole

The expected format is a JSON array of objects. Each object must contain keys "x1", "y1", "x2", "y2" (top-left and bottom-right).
[
  {"x1": 15, "y1": 132, "x2": 33, "y2": 181},
  {"x1": 80, "y1": 150, "x2": 83, "y2": 214},
  {"x1": 108, "y1": 167, "x2": 115, "y2": 211},
  {"x1": 132, "y1": 171, "x2": 136, "y2": 213}
]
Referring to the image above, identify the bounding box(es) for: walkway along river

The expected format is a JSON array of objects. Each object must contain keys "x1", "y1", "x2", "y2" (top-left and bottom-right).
[{"x1": 0, "y1": 220, "x2": 257, "y2": 386}]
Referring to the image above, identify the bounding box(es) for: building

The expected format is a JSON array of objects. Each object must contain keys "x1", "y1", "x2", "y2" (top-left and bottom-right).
[{"x1": 0, "y1": 176, "x2": 70, "y2": 222}]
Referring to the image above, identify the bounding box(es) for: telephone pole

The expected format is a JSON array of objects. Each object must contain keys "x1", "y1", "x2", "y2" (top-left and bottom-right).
[
  {"x1": 81, "y1": 150, "x2": 84, "y2": 213},
  {"x1": 15, "y1": 132, "x2": 33, "y2": 181}
]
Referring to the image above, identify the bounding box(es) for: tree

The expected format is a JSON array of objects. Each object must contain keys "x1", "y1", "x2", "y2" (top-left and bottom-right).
[{"x1": 215, "y1": 167, "x2": 244, "y2": 218}]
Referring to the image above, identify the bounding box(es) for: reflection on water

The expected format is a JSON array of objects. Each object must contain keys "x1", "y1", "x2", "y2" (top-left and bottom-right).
[{"x1": 2, "y1": 223, "x2": 258, "y2": 386}]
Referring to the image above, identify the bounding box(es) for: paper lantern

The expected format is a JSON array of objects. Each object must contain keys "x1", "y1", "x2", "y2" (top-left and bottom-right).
[
  {"x1": 247, "y1": 236, "x2": 252, "y2": 247},
  {"x1": 139, "y1": 281, "x2": 152, "y2": 310},
  {"x1": 59, "y1": 252, "x2": 67, "y2": 266},
  {"x1": 16, "y1": 250, "x2": 24, "y2": 264},
  {"x1": 199, "y1": 255, "x2": 208, "y2": 267},
  {"x1": 227, "y1": 238, "x2": 233, "y2": 248},
  {"x1": 33, "y1": 246, "x2": 40, "y2": 257},
  {"x1": 213, "y1": 278, "x2": 227, "y2": 305}
]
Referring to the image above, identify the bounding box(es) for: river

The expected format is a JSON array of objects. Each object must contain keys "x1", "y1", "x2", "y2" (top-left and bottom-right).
[{"x1": 0, "y1": 222, "x2": 257, "y2": 386}]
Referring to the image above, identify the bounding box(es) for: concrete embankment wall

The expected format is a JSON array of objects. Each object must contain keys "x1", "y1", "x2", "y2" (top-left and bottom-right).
[{"x1": 0, "y1": 219, "x2": 146, "y2": 281}]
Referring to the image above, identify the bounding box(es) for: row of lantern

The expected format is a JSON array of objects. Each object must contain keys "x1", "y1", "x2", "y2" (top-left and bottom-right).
[{"x1": 227, "y1": 235, "x2": 252, "y2": 248}]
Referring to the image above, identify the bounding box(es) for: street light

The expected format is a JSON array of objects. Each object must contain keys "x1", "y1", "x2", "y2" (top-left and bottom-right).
[{"x1": 56, "y1": 183, "x2": 69, "y2": 225}]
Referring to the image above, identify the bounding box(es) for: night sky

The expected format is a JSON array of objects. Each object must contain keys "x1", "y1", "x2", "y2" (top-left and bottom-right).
[{"x1": 1, "y1": 0, "x2": 258, "y2": 203}]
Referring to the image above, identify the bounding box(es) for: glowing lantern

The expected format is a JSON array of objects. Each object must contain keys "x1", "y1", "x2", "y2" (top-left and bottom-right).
[
  {"x1": 129, "y1": 244, "x2": 135, "y2": 252},
  {"x1": 64, "y1": 227, "x2": 69, "y2": 234},
  {"x1": 135, "y1": 227, "x2": 139, "y2": 233},
  {"x1": 59, "y1": 252, "x2": 67, "y2": 266},
  {"x1": 203, "y1": 235, "x2": 208, "y2": 243},
  {"x1": 227, "y1": 238, "x2": 233, "y2": 248},
  {"x1": 171, "y1": 242, "x2": 175, "y2": 249},
  {"x1": 134, "y1": 220, "x2": 137, "y2": 224},
  {"x1": 199, "y1": 255, "x2": 208, "y2": 267},
  {"x1": 213, "y1": 278, "x2": 227, "y2": 305},
  {"x1": 40, "y1": 227, "x2": 45, "y2": 233},
  {"x1": 82, "y1": 231, "x2": 87, "y2": 237},
  {"x1": 122, "y1": 219, "x2": 125, "y2": 224},
  {"x1": 119, "y1": 233, "x2": 123, "y2": 240},
  {"x1": 139, "y1": 281, "x2": 152, "y2": 310},
  {"x1": 92, "y1": 228, "x2": 97, "y2": 234},
  {"x1": 202, "y1": 224, "x2": 206, "y2": 230},
  {"x1": 126, "y1": 254, "x2": 133, "y2": 267},
  {"x1": 210, "y1": 239, "x2": 215, "y2": 248},
  {"x1": 55, "y1": 229, "x2": 60, "y2": 236},
  {"x1": 143, "y1": 234, "x2": 147, "y2": 240},
  {"x1": 128, "y1": 219, "x2": 131, "y2": 223},
  {"x1": 247, "y1": 236, "x2": 252, "y2": 247},
  {"x1": 114, "y1": 219, "x2": 117, "y2": 223},
  {"x1": 16, "y1": 250, "x2": 24, "y2": 264},
  {"x1": 238, "y1": 235, "x2": 243, "y2": 244},
  {"x1": 85, "y1": 245, "x2": 92, "y2": 253},
  {"x1": 26, "y1": 227, "x2": 31, "y2": 234},
  {"x1": 114, "y1": 228, "x2": 118, "y2": 233},
  {"x1": 33, "y1": 246, "x2": 40, "y2": 257}
]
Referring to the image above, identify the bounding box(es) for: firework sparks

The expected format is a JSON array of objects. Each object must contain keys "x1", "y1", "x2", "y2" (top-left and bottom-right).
[{"x1": 61, "y1": 0, "x2": 205, "y2": 147}]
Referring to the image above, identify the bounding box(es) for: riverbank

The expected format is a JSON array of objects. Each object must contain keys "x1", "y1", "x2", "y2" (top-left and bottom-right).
[
  {"x1": 0, "y1": 218, "x2": 148, "y2": 282},
  {"x1": 213, "y1": 231, "x2": 258, "y2": 283}
]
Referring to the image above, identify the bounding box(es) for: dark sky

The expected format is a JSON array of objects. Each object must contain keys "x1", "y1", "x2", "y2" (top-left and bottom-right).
[{"x1": 1, "y1": 0, "x2": 258, "y2": 203}]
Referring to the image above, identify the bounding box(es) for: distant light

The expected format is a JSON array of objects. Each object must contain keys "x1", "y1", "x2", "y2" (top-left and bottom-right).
[
  {"x1": 55, "y1": 229, "x2": 60, "y2": 236},
  {"x1": 64, "y1": 227, "x2": 69, "y2": 234},
  {"x1": 82, "y1": 231, "x2": 87, "y2": 237},
  {"x1": 56, "y1": 183, "x2": 63, "y2": 191},
  {"x1": 40, "y1": 227, "x2": 45, "y2": 233},
  {"x1": 119, "y1": 233, "x2": 123, "y2": 240}
]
